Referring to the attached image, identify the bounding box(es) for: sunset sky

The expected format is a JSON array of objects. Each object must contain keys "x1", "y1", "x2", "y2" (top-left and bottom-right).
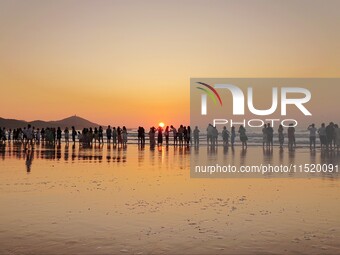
[{"x1": 1, "y1": 0, "x2": 340, "y2": 127}]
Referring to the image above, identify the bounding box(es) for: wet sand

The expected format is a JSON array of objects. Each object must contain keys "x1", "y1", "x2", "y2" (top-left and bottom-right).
[{"x1": 0, "y1": 143, "x2": 340, "y2": 254}]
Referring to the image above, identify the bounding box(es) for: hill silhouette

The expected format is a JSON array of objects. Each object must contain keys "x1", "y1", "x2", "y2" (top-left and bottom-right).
[{"x1": 0, "y1": 115, "x2": 101, "y2": 129}]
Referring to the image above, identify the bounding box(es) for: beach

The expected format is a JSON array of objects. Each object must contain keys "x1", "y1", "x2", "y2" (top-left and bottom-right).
[{"x1": 0, "y1": 143, "x2": 339, "y2": 254}]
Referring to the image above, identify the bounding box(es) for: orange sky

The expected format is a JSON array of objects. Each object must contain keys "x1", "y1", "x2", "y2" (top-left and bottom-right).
[{"x1": 1, "y1": 0, "x2": 340, "y2": 127}]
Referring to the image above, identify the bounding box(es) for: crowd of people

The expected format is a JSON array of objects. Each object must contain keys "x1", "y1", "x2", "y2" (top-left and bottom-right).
[{"x1": 0, "y1": 122, "x2": 340, "y2": 151}]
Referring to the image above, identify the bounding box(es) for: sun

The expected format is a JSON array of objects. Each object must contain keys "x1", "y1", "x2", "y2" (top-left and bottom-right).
[{"x1": 159, "y1": 122, "x2": 165, "y2": 128}]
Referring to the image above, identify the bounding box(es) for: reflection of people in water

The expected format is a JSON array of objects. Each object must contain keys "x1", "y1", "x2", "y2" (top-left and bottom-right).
[
  {"x1": 25, "y1": 149, "x2": 34, "y2": 173},
  {"x1": 64, "y1": 143, "x2": 69, "y2": 161}
]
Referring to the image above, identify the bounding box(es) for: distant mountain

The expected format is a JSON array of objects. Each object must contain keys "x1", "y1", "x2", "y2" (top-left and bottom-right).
[{"x1": 0, "y1": 115, "x2": 101, "y2": 129}]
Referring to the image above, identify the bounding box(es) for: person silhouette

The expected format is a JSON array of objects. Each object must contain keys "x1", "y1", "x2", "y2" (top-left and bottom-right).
[
  {"x1": 193, "y1": 126, "x2": 200, "y2": 146},
  {"x1": 231, "y1": 126, "x2": 236, "y2": 147},
  {"x1": 278, "y1": 124, "x2": 284, "y2": 149},
  {"x1": 64, "y1": 127, "x2": 69, "y2": 144},
  {"x1": 287, "y1": 123, "x2": 295, "y2": 151},
  {"x1": 71, "y1": 126, "x2": 77, "y2": 143},
  {"x1": 318, "y1": 123, "x2": 327, "y2": 150},
  {"x1": 238, "y1": 125, "x2": 248, "y2": 150},
  {"x1": 164, "y1": 126, "x2": 170, "y2": 146},
  {"x1": 106, "y1": 125, "x2": 112, "y2": 144},
  {"x1": 222, "y1": 126, "x2": 230, "y2": 147},
  {"x1": 56, "y1": 127, "x2": 62, "y2": 145},
  {"x1": 307, "y1": 123, "x2": 317, "y2": 150},
  {"x1": 266, "y1": 123, "x2": 274, "y2": 148},
  {"x1": 157, "y1": 126, "x2": 163, "y2": 146}
]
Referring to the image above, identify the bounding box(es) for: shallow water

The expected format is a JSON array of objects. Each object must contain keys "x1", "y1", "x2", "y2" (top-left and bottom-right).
[{"x1": 0, "y1": 143, "x2": 340, "y2": 254}]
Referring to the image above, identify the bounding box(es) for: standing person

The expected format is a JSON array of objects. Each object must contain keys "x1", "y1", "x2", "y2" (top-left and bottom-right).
[
  {"x1": 22, "y1": 127, "x2": 27, "y2": 143},
  {"x1": 287, "y1": 123, "x2": 295, "y2": 151},
  {"x1": 149, "y1": 127, "x2": 156, "y2": 147},
  {"x1": 221, "y1": 126, "x2": 230, "y2": 146},
  {"x1": 26, "y1": 125, "x2": 34, "y2": 147},
  {"x1": 325, "y1": 122, "x2": 335, "y2": 150},
  {"x1": 56, "y1": 127, "x2": 62, "y2": 145},
  {"x1": 266, "y1": 123, "x2": 274, "y2": 148},
  {"x1": 36, "y1": 128, "x2": 41, "y2": 143},
  {"x1": 0, "y1": 128, "x2": 3, "y2": 143},
  {"x1": 41, "y1": 128, "x2": 45, "y2": 142},
  {"x1": 334, "y1": 124, "x2": 340, "y2": 151},
  {"x1": 64, "y1": 127, "x2": 70, "y2": 144},
  {"x1": 183, "y1": 126, "x2": 188, "y2": 146},
  {"x1": 187, "y1": 126, "x2": 192, "y2": 145},
  {"x1": 94, "y1": 127, "x2": 99, "y2": 144},
  {"x1": 206, "y1": 124, "x2": 214, "y2": 146},
  {"x1": 122, "y1": 126, "x2": 128, "y2": 146},
  {"x1": 193, "y1": 126, "x2": 200, "y2": 146},
  {"x1": 170, "y1": 125, "x2": 177, "y2": 145},
  {"x1": 238, "y1": 125, "x2": 248, "y2": 149},
  {"x1": 177, "y1": 125, "x2": 184, "y2": 146},
  {"x1": 99, "y1": 126, "x2": 104, "y2": 144},
  {"x1": 278, "y1": 124, "x2": 284, "y2": 149},
  {"x1": 307, "y1": 124, "x2": 317, "y2": 150},
  {"x1": 52, "y1": 128, "x2": 57, "y2": 143},
  {"x1": 137, "y1": 127, "x2": 142, "y2": 145},
  {"x1": 212, "y1": 126, "x2": 218, "y2": 146},
  {"x1": 1, "y1": 128, "x2": 6, "y2": 143},
  {"x1": 112, "y1": 127, "x2": 117, "y2": 145},
  {"x1": 262, "y1": 124, "x2": 268, "y2": 147},
  {"x1": 106, "y1": 125, "x2": 112, "y2": 144},
  {"x1": 71, "y1": 126, "x2": 77, "y2": 143},
  {"x1": 164, "y1": 126, "x2": 170, "y2": 146},
  {"x1": 32, "y1": 127, "x2": 36, "y2": 141},
  {"x1": 318, "y1": 123, "x2": 327, "y2": 150},
  {"x1": 117, "y1": 126, "x2": 122, "y2": 146},
  {"x1": 231, "y1": 126, "x2": 236, "y2": 147},
  {"x1": 7, "y1": 129, "x2": 12, "y2": 142},
  {"x1": 12, "y1": 129, "x2": 16, "y2": 142},
  {"x1": 19, "y1": 128, "x2": 24, "y2": 143},
  {"x1": 157, "y1": 126, "x2": 163, "y2": 146},
  {"x1": 141, "y1": 126, "x2": 145, "y2": 146},
  {"x1": 89, "y1": 128, "x2": 94, "y2": 145}
]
